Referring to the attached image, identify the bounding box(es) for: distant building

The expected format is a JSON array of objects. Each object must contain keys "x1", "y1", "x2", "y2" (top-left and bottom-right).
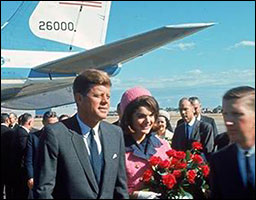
[{"x1": 213, "y1": 105, "x2": 222, "y2": 113}]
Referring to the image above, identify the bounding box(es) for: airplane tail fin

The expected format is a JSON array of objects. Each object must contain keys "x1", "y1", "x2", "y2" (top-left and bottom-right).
[{"x1": 1, "y1": 1, "x2": 111, "y2": 52}]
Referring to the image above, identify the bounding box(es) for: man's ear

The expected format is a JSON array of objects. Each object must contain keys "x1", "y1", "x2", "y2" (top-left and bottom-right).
[{"x1": 75, "y1": 93, "x2": 83, "y2": 105}]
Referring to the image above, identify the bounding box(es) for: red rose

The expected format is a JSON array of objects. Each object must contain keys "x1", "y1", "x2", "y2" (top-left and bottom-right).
[
  {"x1": 192, "y1": 142, "x2": 203, "y2": 150},
  {"x1": 175, "y1": 151, "x2": 186, "y2": 160},
  {"x1": 142, "y1": 169, "x2": 153, "y2": 182},
  {"x1": 149, "y1": 156, "x2": 162, "y2": 166},
  {"x1": 187, "y1": 170, "x2": 197, "y2": 184},
  {"x1": 176, "y1": 161, "x2": 187, "y2": 169},
  {"x1": 200, "y1": 165, "x2": 210, "y2": 177},
  {"x1": 162, "y1": 174, "x2": 177, "y2": 189},
  {"x1": 170, "y1": 157, "x2": 179, "y2": 167},
  {"x1": 159, "y1": 159, "x2": 171, "y2": 169},
  {"x1": 192, "y1": 154, "x2": 204, "y2": 164},
  {"x1": 166, "y1": 149, "x2": 177, "y2": 157},
  {"x1": 173, "y1": 170, "x2": 182, "y2": 178}
]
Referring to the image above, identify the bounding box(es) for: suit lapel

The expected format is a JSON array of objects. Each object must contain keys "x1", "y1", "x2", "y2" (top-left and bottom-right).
[
  {"x1": 99, "y1": 122, "x2": 116, "y2": 192},
  {"x1": 229, "y1": 145, "x2": 245, "y2": 188},
  {"x1": 67, "y1": 116, "x2": 99, "y2": 193},
  {"x1": 191, "y1": 120, "x2": 200, "y2": 139}
]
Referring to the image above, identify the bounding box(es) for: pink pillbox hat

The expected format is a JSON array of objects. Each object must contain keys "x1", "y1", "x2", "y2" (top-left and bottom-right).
[{"x1": 120, "y1": 86, "x2": 152, "y2": 114}]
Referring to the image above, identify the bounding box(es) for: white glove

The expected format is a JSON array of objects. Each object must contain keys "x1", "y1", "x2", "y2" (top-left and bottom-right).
[{"x1": 137, "y1": 191, "x2": 161, "y2": 199}]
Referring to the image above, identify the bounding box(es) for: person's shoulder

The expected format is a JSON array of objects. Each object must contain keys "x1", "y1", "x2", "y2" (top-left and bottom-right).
[
  {"x1": 101, "y1": 121, "x2": 122, "y2": 130},
  {"x1": 43, "y1": 121, "x2": 69, "y2": 136},
  {"x1": 198, "y1": 120, "x2": 212, "y2": 130},
  {"x1": 31, "y1": 129, "x2": 44, "y2": 138},
  {"x1": 101, "y1": 121, "x2": 123, "y2": 135},
  {"x1": 202, "y1": 115, "x2": 215, "y2": 122},
  {"x1": 16, "y1": 126, "x2": 29, "y2": 135},
  {"x1": 159, "y1": 136, "x2": 170, "y2": 147},
  {"x1": 212, "y1": 143, "x2": 235, "y2": 159},
  {"x1": 175, "y1": 122, "x2": 185, "y2": 131},
  {"x1": 1, "y1": 125, "x2": 14, "y2": 135},
  {"x1": 215, "y1": 132, "x2": 228, "y2": 141}
]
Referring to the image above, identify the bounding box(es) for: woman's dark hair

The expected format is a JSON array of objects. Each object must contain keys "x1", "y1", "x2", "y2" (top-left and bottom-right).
[
  {"x1": 160, "y1": 115, "x2": 173, "y2": 132},
  {"x1": 121, "y1": 95, "x2": 159, "y2": 134}
]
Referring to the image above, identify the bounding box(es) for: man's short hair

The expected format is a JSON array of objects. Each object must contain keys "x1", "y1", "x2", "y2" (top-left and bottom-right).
[
  {"x1": 189, "y1": 96, "x2": 201, "y2": 104},
  {"x1": 179, "y1": 97, "x2": 190, "y2": 108},
  {"x1": 223, "y1": 86, "x2": 255, "y2": 111},
  {"x1": 43, "y1": 111, "x2": 57, "y2": 122},
  {"x1": 1, "y1": 113, "x2": 9, "y2": 123},
  {"x1": 73, "y1": 69, "x2": 111, "y2": 96},
  {"x1": 9, "y1": 112, "x2": 17, "y2": 119},
  {"x1": 19, "y1": 113, "x2": 33, "y2": 126}
]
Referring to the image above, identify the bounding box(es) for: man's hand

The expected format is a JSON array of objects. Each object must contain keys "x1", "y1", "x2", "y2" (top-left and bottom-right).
[{"x1": 27, "y1": 178, "x2": 34, "y2": 189}]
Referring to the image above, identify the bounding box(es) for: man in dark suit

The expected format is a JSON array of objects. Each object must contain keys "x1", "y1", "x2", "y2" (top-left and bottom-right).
[
  {"x1": 9, "y1": 112, "x2": 19, "y2": 131},
  {"x1": 176, "y1": 96, "x2": 218, "y2": 139},
  {"x1": 34, "y1": 69, "x2": 129, "y2": 199},
  {"x1": 172, "y1": 97, "x2": 214, "y2": 160},
  {"x1": 11, "y1": 113, "x2": 34, "y2": 199},
  {"x1": 213, "y1": 131, "x2": 231, "y2": 151},
  {"x1": 210, "y1": 86, "x2": 255, "y2": 199},
  {"x1": 25, "y1": 111, "x2": 59, "y2": 198},
  {"x1": 1, "y1": 113, "x2": 14, "y2": 199}
]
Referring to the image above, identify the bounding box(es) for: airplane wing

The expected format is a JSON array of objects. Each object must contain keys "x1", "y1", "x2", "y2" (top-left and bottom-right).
[
  {"x1": 34, "y1": 23, "x2": 215, "y2": 74},
  {"x1": 1, "y1": 78, "x2": 75, "y2": 110}
]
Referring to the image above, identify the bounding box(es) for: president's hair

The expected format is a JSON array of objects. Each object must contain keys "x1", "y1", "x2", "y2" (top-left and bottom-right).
[{"x1": 73, "y1": 69, "x2": 111, "y2": 96}]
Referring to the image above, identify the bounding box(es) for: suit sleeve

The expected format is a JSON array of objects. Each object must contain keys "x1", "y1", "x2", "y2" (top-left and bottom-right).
[
  {"x1": 209, "y1": 154, "x2": 221, "y2": 198},
  {"x1": 211, "y1": 119, "x2": 218, "y2": 138},
  {"x1": 200, "y1": 122, "x2": 214, "y2": 159},
  {"x1": 113, "y1": 128, "x2": 129, "y2": 199},
  {"x1": 33, "y1": 126, "x2": 59, "y2": 199},
  {"x1": 25, "y1": 133, "x2": 34, "y2": 179},
  {"x1": 171, "y1": 126, "x2": 181, "y2": 150},
  {"x1": 17, "y1": 129, "x2": 29, "y2": 168}
]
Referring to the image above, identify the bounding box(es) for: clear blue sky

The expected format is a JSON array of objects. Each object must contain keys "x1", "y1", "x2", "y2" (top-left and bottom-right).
[{"x1": 1, "y1": 1, "x2": 255, "y2": 111}]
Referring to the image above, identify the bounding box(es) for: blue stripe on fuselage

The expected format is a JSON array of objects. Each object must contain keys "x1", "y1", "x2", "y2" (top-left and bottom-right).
[{"x1": 1, "y1": 67, "x2": 76, "y2": 79}]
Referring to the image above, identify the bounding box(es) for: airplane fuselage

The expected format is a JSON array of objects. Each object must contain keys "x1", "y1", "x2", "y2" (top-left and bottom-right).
[{"x1": 1, "y1": 49, "x2": 77, "y2": 101}]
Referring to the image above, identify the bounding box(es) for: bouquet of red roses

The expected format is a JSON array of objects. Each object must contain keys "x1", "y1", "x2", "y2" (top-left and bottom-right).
[{"x1": 142, "y1": 142, "x2": 210, "y2": 199}]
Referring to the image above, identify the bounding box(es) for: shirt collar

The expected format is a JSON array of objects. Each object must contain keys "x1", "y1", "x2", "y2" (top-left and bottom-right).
[
  {"x1": 21, "y1": 126, "x2": 30, "y2": 133},
  {"x1": 187, "y1": 116, "x2": 196, "y2": 126},
  {"x1": 236, "y1": 143, "x2": 255, "y2": 156},
  {"x1": 196, "y1": 114, "x2": 201, "y2": 121},
  {"x1": 125, "y1": 132, "x2": 163, "y2": 160},
  {"x1": 1, "y1": 123, "x2": 8, "y2": 127},
  {"x1": 76, "y1": 114, "x2": 100, "y2": 136}
]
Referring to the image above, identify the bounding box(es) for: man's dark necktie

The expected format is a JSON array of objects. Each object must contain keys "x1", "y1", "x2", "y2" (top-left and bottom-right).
[
  {"x1": 87, "y1": 129, "x2": 102, "y2": 184},
  {"x1": 244, "y1": 151, "x2": 254, "y2": 196},
  {"x1": 186, "y1": 124, "x2": 191, "y2": 140}
]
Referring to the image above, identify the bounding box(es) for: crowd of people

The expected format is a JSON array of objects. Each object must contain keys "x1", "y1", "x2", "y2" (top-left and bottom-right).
[{"x1": 1, "y1": 69, "x2": 255, "y2": 199}]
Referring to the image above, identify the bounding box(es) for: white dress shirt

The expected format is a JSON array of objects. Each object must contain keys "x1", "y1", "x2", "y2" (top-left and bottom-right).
[{"x1": 76, "y1": 114, "x2": 102, "y2": 156}]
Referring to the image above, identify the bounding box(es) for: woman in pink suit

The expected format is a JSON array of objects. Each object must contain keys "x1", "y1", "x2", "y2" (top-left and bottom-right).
[{"x1": 120, "y1": 86, "x2": 171, "y2": 199}]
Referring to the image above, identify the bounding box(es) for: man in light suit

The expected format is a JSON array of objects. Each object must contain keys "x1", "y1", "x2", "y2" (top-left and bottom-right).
[
  {"x1": 172, "y1": 98, "x2": 214, "y2": 160},
  {"x1": 33, "y1": 69, "x2": 129, "y2": 199},
  {"x1": 210, "y1": 86, "x2": 255, "y2": 199}
]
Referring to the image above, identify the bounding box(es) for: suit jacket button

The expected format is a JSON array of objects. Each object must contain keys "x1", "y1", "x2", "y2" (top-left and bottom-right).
[{"x1": 135, "y1": 164, "x2": 140, "y2": 169}]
